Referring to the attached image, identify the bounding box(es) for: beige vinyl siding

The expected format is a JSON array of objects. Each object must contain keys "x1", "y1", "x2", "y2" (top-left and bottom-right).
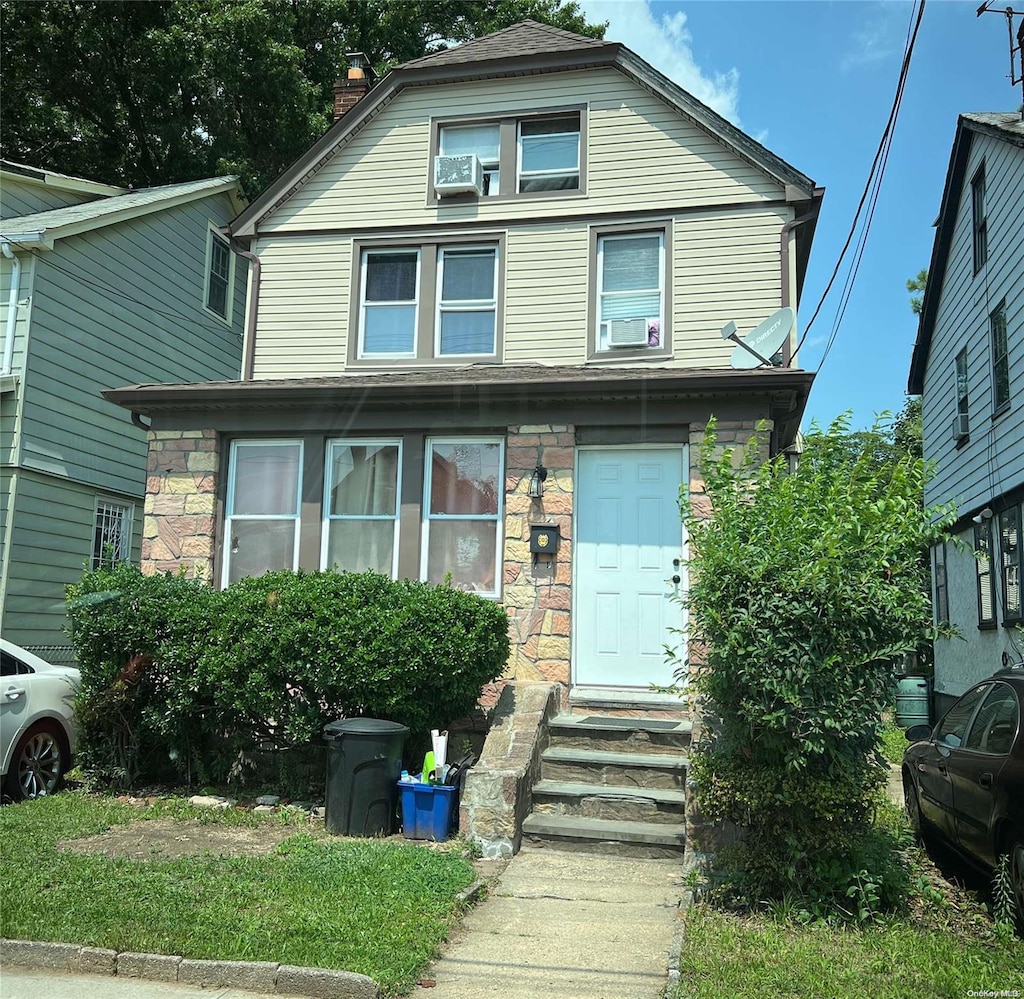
[
  {"x1": 253, "y1": 204, "x2": 788, "y2": 377},
  {"x1": 922, "y1": 131, "x2": 1024, "y2": 514},
  {"x1": 0, "y1": 469, "x2": 142, "y2": 650},
  {"x1": 261, "y1": 68, "x2": 785, "y2": 233},
  {"x1": 251, "y1": 235, "x2": 352, "y2": 378}
]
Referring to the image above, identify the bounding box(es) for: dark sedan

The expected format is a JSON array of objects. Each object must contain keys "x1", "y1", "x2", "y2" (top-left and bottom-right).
[{"x1": 902, "y1": 667, "x2": 1024, "y2": 927}]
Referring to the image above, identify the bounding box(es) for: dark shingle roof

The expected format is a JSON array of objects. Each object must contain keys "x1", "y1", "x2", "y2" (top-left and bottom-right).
[
  {"x1": 961, "y1": 111, "x2": 1024, "y2": 145},
  {"x1": 398, "y1": 19, "x2": 607, "y2": 70}
]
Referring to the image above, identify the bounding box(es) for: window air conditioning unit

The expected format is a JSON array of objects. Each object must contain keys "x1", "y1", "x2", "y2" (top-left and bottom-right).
[
  {"x1": 607, "y1": 318, "x2": 650, "y2": 347},
  {"x1": 434, "y1": 154, "x2": 484, "y2": 196},
  {"x1": 952, "y1": 413, "x2": 970, "y2": 442}
]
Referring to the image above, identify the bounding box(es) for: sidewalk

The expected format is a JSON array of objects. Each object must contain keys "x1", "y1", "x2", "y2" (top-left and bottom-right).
[{"x1": 417, "y1": 847, "x2": 684, "y2": 998}]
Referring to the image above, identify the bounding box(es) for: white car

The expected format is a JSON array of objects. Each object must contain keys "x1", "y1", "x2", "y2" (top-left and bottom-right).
[{"x1": 1, "y1": 640, "x2": 80, "y2": 801}]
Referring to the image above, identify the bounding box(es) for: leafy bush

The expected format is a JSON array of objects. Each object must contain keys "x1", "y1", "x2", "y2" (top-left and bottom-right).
[
  {"x1": 66, "y1": 566, "x2": 509, "y2": 789},
  {"x1": 679, "y1": 415, "x2": 953, "y2": 913}
]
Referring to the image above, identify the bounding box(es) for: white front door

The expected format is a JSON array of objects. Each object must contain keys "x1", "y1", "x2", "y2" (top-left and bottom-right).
[{"x1": 573, "y1": 446, "x2": 685, "y2": 688}]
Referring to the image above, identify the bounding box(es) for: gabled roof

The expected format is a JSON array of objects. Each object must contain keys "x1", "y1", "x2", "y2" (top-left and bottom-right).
[
  {"x1": 908, "y1": 112, "x2": 1024, "y2": 393},
  {"x1": 232, "y1": 20, "x2": 817, "y2": 239},
  {"x1": 0, "y1": 159, "x2": 126, "y2": 198},
  {"x1": 0, "y1": 176, "x2": 245, "y2": 249}
]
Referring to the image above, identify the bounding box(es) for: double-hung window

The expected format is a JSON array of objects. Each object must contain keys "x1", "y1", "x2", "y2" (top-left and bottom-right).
[
  {"x1": 594, "y1": 230, "x2": 666, "y2": 354},
  {"x1": 206, "y1": 230, "x2": 232, "y2": 320},
  {"x1": 437, "y1": 247, "x2": 498, "y2": 356},
  {"x1": 971, "y1": 163, "x2": 987, "y2": 273},
  {"x1": 974, "y1": 521, "x2": 997, "y2": 627},
  {"x1": 223, "y1": 440, "x2": 302, "y2": 586},
  {"x1": 439, "y1": 123, "x2": 500, "y2": 195},
  {"x1": 517, "y1": 116, "x2": 580, "y2": 192},
  {"x1": 91, "y1": 499, "x2": 133, "y2": 569},
  {"x1": 322, "y1": 440, "x2": 401, "y2": 577},
  {"x1": 991, "y1": 300, "x2": 1010, "y2": 413},
  {"x1": 954, "y1": 347, "x2": 969, "y2": 441},
  {"x1": 422, "y1": 438, "x2": 504, "y2": 596},
  {"x1": 360, "y1": 250, "x2": 419, "y2": 357},
  {"x1": 999, "y1": 505, "x2": 1022, "y2": 623}
]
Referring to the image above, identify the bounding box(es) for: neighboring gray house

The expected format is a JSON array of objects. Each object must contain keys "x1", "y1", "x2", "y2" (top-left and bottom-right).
[
  {"x1": 908, "y1": 112, "x2": 1024, "y2": 714},
  {"x1": 0, "y1": 161, "x2": 248, "y2": 656}
]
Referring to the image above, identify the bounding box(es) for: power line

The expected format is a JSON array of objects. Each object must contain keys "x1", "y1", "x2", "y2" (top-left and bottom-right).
[{"x1": 795, "y1": 0, "x2": 927, "y2": 363}]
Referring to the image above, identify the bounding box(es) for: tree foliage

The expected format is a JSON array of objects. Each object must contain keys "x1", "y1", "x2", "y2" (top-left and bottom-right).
[
  {"x1": 0, "y1": 0, "x2": 604, "y2": 196},
  {"x1": 679, "y1": 416, "x2": 953, "y2": 912},
  {"x1": 907, "y1": 268, "x2": 928, "y2": 316}
]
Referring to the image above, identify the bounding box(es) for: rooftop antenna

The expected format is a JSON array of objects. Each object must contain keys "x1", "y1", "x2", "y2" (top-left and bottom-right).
[
  {"x1": 976, "y1": 2, "x2": 1024, "y2": 115},
  {"x1": 722, "y1": 308, "x2": 794, "y2": 369}
]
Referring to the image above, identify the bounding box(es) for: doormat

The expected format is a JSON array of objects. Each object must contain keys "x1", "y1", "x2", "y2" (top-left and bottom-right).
[{"x1": 579, "y1": 716, "x2": 681, "y2": 730}]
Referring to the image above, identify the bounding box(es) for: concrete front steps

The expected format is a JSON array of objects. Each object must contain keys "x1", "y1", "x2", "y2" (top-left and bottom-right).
[{"x1": 522, "y1": 712, "x2": 691, "y2": 859}]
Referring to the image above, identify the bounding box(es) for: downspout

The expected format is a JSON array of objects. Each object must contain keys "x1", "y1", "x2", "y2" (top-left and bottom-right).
[
  {"x1": 2, "y1": 242, "x2": 22, "y2": 376},
  {"x1": 779, "y1": 210, "x2": 816, "y2": 367},
  {"x1": 231, "y1": 239, "x2": 261, "y2": 381}
]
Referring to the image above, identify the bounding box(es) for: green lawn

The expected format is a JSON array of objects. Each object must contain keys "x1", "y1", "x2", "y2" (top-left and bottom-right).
[{"x1": 0, "y1": 792, "x2": 476, "y2": 996}]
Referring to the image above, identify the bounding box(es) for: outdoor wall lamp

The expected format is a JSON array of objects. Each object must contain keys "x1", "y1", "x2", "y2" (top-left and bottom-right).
[
  {"x1": 972, "y1": 507, "x2": 994, "y2": 524},
  {"x1": 527, "y1": 465, "x2": 548, "y2": 499}
]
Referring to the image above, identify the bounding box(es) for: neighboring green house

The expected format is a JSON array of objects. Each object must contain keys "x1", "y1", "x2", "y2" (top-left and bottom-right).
[{"x1": 0, "y1": 161, "x2": 248, "y2": 658}]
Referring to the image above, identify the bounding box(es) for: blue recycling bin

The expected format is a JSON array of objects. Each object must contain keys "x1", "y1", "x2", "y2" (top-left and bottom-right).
[{"x1": 398, "y1": 780, "x2": 457, "y2": 842}]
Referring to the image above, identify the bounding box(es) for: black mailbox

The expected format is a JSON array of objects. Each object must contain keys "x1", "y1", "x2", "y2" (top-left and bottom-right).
[{"x1": 529, "y1": 524, "x2": 560, "y2": 555}]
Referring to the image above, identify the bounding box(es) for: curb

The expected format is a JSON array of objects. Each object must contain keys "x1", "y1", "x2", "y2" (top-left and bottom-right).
[{"x1": 0, "y1": 939, "x2": 379, "y2": 999}]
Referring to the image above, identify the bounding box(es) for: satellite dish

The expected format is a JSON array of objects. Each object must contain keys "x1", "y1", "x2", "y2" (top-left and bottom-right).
[{"x1": 724, "y1": 308, "x2": 795, "y2": 369}]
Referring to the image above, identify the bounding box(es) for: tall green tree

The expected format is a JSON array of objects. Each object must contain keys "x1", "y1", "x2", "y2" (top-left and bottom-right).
[
  {"x1": 0, "y1": 0, "x2": 604, "y2": 196},
  {"x1": 906, "y1": 268, "x2": 928, "y2": 316}
]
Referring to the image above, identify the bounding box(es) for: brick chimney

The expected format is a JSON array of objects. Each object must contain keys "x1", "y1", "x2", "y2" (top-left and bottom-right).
[{"x1": 333, "y1": 52, "x2": 373, "y2": 122}]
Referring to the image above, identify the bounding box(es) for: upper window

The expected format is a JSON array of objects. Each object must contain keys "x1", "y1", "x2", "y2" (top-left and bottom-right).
[
  {"x1": 91, "y1": 499, "x2": 133, "y2": 569},
  {"x1": 422, "y1": 438, "x2": 504, "y2": 597},
  {"x1": 223, "y1": 440, "x2": 302, "y2": 586},
  {"x1": 322, "y1": 440, "x2": 401, "y2": 577},
  {"x1": 999, "y1": 505, "x2": 1022, "y2": 624},
  {"x1": 974, "y1": 521, "x2": 996, "y2": 628},
  {"x1": 991, "y1": 300, "x2": 1010, "y2": 413},
  {"x1": 433, "y1": 109, "x2": 585, "y2": 202},
  {"x1": 971, "y1": 163, "x2": 987, "y2": 273},
  {"x1": 591, "y1": 228, "x2": 668, "y2": 358},
  {"x1": 205, "y1": 230, "x2": 233, "y2": 321},
  {"x1": 954, "y1": 347, "x2": 969, "y2": 442},
  {"x1": 353, "y1": 237, "x2": 502, "y2": 363}
]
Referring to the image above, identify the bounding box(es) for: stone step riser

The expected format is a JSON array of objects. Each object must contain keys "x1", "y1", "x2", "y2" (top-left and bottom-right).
[
  {"x1": 540, "y1": 758, "x2": 686, "y2": 790},
  {"x1": 547, "y1": 730, "x2": 691, "y2": 756},
  {"x1": 532, "y1": 793, "x2": 685, "y2": 825},
  {"x1": 522, "y1": 831, "x2": 686, "y2": 860}
]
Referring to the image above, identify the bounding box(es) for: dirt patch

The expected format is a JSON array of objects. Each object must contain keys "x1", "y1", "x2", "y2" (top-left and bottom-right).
[{"x1": 57, "y1": 818, "x2": 311, "y2": 861}]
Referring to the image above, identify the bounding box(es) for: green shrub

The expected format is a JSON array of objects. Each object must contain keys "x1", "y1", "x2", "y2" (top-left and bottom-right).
[
  {"x1": 66, "y1": 566, "x2": 509, "y2": 789},
  {"x1": 679, "y1": 416, "x2": 954, "y2": 913}
]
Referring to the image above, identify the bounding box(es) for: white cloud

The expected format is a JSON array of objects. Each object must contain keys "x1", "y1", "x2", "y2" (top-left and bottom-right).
[
  {"x1": 840, "y1": 2, "x2": 909, "y2": 72},
  {"x1": 578, "y1": 0, "x2": 742, "y2": 125}
]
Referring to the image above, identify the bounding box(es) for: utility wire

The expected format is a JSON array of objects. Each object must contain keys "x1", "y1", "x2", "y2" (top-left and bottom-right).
[{"x1": 795, "y1": 0, "x2": 926, "y2": 361}]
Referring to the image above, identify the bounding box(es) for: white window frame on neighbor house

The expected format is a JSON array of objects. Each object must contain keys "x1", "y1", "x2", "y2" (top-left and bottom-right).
[
  {"x1": 435, "y1": 246, "x2": 499, "y2": 357},
  {"x1": 591, "y1": 227, "x2": 668, "y2": 359},
  {"x1": 91, "y1": 498, "x2": 133, "y2": 569},
  {"x1": 421, "y1": 437, "x2": 504, "y2": 598},
  {"x1": 955, "y1": 346, "x2": 969, "y2": 442},
  {"x1": 222, "y1": 439, "x2": 303, "y2": 587},
  {"x1": 204, "y1": 226, "x2": 234, "y2": 323},
  {"x1": 358, "y1": 249, "x2": 421, "y2": 358},
  {"x1": 321, "y1": 438, "x2": 402, "y2": 578}
]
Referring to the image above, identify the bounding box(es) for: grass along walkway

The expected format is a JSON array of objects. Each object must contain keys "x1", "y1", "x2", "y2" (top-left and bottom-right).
[{"x1": 0, "y1": 792, "x2": 477, "y2": 996}]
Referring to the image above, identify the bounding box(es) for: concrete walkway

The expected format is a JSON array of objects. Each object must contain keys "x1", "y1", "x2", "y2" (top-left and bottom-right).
[{"x1": 418, "y1": 847, "x2": 684, "y2": 998}]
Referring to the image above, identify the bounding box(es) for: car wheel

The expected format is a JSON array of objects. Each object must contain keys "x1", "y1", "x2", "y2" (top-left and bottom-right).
[
  {"x1": 903, "y1": 771, "x2": 930, "y2": 844},
  {"x1": 6, "y1": 721, "x2": 68, "y2": 802}
]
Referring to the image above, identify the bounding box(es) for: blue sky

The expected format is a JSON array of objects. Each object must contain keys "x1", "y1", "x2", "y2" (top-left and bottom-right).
[{"x1": 578, "y1": 0, "x2": 1019, "y2": 429}]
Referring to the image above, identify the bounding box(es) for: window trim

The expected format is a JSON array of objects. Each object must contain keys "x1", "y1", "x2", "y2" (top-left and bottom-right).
[
  {"x1": 974, "y1": 520, "x2": 997, "y2": 629},
  {"x1": 91, "y1": 497, "x2": 134, "y2": 569},
  {"x1": 222, "y1": 439, "x2": 303, "y2": 588},
  {"x1": 971, "y1": 162, "x2": 987, "y2": 274},
  {"x1": 516, "y1": 116, "x2": 581, "y2": 194},
  {"x1": 321, "y1": 438, "x2": 403, "y2": 578},
  {"x1": 990, "y1": 299, "x2": 1010, "y2": 415},
  {"x1": 204, "y1": 226, "x2": 235, "y2": 324},
  {"x1": 587, "y1": 221, "x2": 673, "y2": 362},
  {"x1": 428, "y1": 105, "x2": 588, "y2": 206},
  {"x1": 435, "y1": 245, "x2": 499, "y2": 358},
  {"x1": 421, "y1": 436, "x2": 505, "y2": 598},
  {"x1": 358, "y1": 249, "x2": 421, "y2": 359},
  {"x1": 349, "y1": 233, "x2": 505, "y2": 366},
  {"x1": 998, "y1": 504, "x2": 1023, "y2": 626}
]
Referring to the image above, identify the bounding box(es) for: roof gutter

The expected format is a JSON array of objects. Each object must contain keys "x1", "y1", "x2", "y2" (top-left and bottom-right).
[
  {"x1": 780, "y1": 205, "x2": 819, "y2": 366},
  {"x1": 0, "y1": 238, "x2": 42, "y2": 375}
]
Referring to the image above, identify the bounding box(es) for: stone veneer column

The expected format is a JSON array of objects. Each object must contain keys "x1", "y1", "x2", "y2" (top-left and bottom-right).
[
  {"x1": 490, "y1": 424, "x2": 575, "y2": 701},
  {"x1": 141, "y1": 429, "x2": 219, "y2": 580}
]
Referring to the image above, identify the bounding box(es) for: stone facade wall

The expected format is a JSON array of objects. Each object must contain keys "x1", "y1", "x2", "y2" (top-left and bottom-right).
[
  {"x1": 141, "y1": 429, "x2": 219, "y2": 580},
  {"x1": 490, "y1": 424, "x2": 575, "y2": 703}
]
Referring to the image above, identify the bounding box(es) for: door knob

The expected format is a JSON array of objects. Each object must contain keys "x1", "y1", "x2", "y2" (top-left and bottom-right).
[{"x1": 671, "y1": 575, "x2": 681, "y2": 584}]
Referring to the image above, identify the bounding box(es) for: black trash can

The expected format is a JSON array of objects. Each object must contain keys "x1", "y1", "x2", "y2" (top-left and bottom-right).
[{"x1": 323, "y1": 718, "x2": 409, "y2": 836}]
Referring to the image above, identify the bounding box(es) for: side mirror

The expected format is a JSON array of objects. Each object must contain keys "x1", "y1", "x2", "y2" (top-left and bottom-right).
[{"x1": 905, "y1": 724, "x2": 932, "y2": 742}]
